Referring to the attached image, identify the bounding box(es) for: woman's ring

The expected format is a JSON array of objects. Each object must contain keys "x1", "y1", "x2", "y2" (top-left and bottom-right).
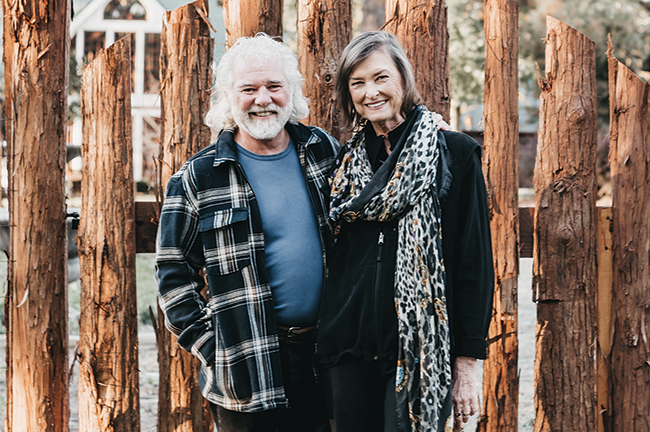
[
  {"x1": 462, "y1": 412, "x2": 471, "y2": 416},
  {"x1": 455, "y1": 412, "x2": 463, "y2": 417}
]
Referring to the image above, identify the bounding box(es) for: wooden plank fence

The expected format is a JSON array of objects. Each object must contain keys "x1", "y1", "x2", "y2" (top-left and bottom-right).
[{"x1": 3, "y1": 0, "x2": 650, "y2": 431}]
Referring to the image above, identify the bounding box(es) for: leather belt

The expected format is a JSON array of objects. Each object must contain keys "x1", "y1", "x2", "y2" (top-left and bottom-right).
[{"x1": 277, "y1": 326, "x2": 316, "y2": 344}]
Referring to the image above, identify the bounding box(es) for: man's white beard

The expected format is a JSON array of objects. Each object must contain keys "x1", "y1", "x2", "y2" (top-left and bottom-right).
[{"x1": 232, "y1": 102, "x2": 293, "y2": 141}]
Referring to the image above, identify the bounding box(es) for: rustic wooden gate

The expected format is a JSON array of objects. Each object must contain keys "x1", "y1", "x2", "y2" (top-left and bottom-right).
[{"x1": 3, "y1": 0, "x2": 649, "y2": 431}]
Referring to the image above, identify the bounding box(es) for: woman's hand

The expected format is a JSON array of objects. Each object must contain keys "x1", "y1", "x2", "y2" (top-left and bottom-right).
[{"x1": 452, "y1": 356, "x2": 478, "y2": 431}]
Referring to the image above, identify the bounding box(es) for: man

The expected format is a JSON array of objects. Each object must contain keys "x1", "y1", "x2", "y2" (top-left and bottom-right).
[{"x1": 155, "y1": 34, "x2": 340, "y2": 432}]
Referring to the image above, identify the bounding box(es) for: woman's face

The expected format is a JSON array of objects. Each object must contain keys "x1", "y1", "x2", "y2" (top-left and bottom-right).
[{"x1": 348, "y1": 49, "x2": 405, "y2": 133}]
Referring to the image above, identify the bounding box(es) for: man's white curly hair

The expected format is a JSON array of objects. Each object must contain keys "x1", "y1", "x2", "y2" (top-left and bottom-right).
[{"x1": 205, "y1": 33, "x2": 310, "y2": 133}]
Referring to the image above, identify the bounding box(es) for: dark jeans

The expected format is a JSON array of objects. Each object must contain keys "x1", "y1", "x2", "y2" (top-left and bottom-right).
[
  {"x1": 210, "y1": 340, "x2": 330, "y2": 432},
  {"x1": 323, "y1": 356, "x2": 452, "y2": 432}
]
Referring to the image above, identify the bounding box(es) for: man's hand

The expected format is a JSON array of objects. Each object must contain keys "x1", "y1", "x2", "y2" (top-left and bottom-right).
[
  {"x1": 431, "y1": 111, "x2": 451, "y2": 130},
  {"x1": 452, "y1": 356, "x2": 478, "y2": 431}
]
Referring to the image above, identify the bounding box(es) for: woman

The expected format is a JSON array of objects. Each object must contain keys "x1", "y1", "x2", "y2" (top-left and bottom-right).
[{"x1": 315, "y1": 31, "x2": 494, "y2": 432}]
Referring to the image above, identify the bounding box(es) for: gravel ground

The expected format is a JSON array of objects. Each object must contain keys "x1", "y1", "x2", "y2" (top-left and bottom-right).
[{"x1": 0, "y1": 259, "x2": 536, "y2": 431}]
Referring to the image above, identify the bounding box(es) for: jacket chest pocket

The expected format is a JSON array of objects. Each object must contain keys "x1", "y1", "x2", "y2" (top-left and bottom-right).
[{"x1": 199, "y1": 207, "x2": 251, "y2": 275}]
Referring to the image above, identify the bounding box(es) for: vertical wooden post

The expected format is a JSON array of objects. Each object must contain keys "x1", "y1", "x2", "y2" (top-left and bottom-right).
[
  {"x1": 78, "y1": 37, "x2": 141, "y2": 432},
  {"x1": 607, "y1": 49, "x2": 650, "y2": 432},
  {"x1": 2, "y1": 0, "x2": 71, "y2": 430},
  {"x1": 596, "y1": 206, "x2": 613, "y2": 432},
  {"x1": 223, "y1": 0, "x2": 283, "y2": 47},
  {"x1": 533, "y1": 16, "x2": 598, "y2": 432},
  {"x1": 297, "y1": 0, "x2": 352, "y2": 141},
  {"x1": 157, "y1": 1, "x2": 214, "y2": 431},
  {"x1": 477, "y1": 0, "x2": 519, "y2": 430},
  {"x1": 383, "y1": 0, "x2": 450, "y2": 121},
  {"x1": 159, "y1": 0, "x2": 214, "y2": 185}
]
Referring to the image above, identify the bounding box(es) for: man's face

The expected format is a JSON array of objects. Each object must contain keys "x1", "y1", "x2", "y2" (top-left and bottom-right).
[{"x1": 229, "y1": 59, "x2": 293, "y2": 141}]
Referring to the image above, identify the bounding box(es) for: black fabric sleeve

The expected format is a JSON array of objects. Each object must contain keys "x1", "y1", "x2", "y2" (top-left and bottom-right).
[{"x1": 441, "y1": 131, "x2": 494, "y2": 360}]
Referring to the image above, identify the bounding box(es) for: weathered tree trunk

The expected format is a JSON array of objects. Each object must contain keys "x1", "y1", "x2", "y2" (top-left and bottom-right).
[
  {"x1": 532, "y1": 16, "x2": 598, "y2": 432},
  {"x1": 607, "y1": 48, "x2": 650, "y2": 432},
  {"x1": 477, "y1": 0, "x2": 519, "y2": 430},
  {"x1": 297, "y1": 0, "x2": 352, "y2": 141},
  {"x1": 157, "y1": 1, "x2": 214, "y2": 430},
  {"x1": 160, "y1": 0, "x2": 213, "y2": 186},
  {"x1": 2, "y1": 0, "x2": 70, "y2": 430},
  {"x1": 383, "y1": 0, "x2": 450, "y2": 121},
  {"x1": 78, "y1": 36, "x2": 141, "y2": 432},
  {"x1": 223, "y1": 0, "x2": 283, "y2": 47}
]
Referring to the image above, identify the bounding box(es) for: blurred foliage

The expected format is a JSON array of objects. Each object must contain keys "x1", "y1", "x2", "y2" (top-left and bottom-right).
[
  {"x1": 68, "y1": 49, "x2": 83, "y2": 121},
  {"x1": 448, "y1": 0, "x2": 650, "y2": 122},
  {"x1": 524, "y1": 0, "x2": 650, "y2": 121},
  {"x1": 448, "y1": 0, "x2": 486, "y2": 107}
]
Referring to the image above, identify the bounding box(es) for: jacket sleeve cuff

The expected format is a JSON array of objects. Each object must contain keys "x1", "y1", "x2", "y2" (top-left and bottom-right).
[
  {"x1": 452, "y1": 336, "x2": 488, "y2": 360},
  {"x1": 190, "y1": 329, "x2": 216, "y2": 367}
]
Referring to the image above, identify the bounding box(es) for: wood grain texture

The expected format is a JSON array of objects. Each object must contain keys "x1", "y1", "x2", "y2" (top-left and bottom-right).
[
  {"x1": 608, "y1": 50, "x2": 650, "y2": 432},
  {"x1": 383, "y1": 0, "x2": 450, "y2": 121},
  {"x1": 157, "y1": 1, "x2": 214, "y2": 430},
  {"x1": 3, "y1": 0, "x2": 71, "y2": 430},
  {"x1": 478, "y1": 1, "x2": 520, "y2": 430},
  {"x1": 533, "y1": 16, "x2": 598, "y2": 432},
  {"x1": 297, "y1": 0, "x2": 352, "y2": 142},
  {"x1": 78, "y1": 36, "x2": 140, "y2": 432},
  {"x1": 223, "y1": 0, "x2": 283, "y2": 46},
  {"x1": 597, "y1": 206, "x2": 613, "y2": 432}
]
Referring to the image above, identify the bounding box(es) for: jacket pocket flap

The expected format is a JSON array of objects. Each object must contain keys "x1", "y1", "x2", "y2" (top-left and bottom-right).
[{"x1": 199, "y1": 207, "x2": 249, "y2": 232}]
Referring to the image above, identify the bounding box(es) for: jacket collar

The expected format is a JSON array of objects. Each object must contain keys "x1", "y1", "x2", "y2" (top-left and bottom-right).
[{"x1": 213, "y1": 122, "x2": 320, "y2": 167}]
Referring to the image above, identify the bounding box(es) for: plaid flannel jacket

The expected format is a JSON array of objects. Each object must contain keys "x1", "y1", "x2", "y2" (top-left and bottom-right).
[{"x1": 155, "y1": 123, "x2": 340, "y2": 412}]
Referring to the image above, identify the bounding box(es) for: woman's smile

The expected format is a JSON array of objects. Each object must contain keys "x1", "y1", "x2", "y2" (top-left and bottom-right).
[{"x1": 348, "y1": 49, "x2": 405, "y2": 135}]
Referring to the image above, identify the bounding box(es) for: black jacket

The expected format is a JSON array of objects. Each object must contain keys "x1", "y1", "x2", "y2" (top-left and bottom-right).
[{"x1": 315, "y1": 123, "x2": 494, "y2": 367}]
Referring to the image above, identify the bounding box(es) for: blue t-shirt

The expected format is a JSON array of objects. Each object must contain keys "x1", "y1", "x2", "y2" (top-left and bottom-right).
[{"x1": 237, "y1": 142, "x2": 323, "y2": 326}]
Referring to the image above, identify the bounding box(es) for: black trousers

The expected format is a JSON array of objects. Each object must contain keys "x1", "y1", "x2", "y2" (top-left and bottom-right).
[
  {"x1": 210, "y1": 340, "x2": 330, "y2": 432},
  {"x1": 323, "y1": 356, "x2": 452, "y2": 432}
]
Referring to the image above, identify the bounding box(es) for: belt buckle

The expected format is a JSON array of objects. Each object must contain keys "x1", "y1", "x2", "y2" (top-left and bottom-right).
[{"x1": 286, "y1": 326, "x2": 302, "y2": 344}]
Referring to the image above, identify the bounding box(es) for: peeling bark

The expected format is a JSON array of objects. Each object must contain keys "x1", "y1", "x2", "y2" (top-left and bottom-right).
[
  {"x1": 157, "y1": 1, "x2": 214, "y2": 430},
  {"x1": 2, "y1": 0, "x2": 71, "y2": 430},
  {"x1": 78, "y1": 36, "x2": 140, "y2": 432},
  {"x1": 478, "y1": 1, "x2": 520, "y2": 430},
  {"x1": 297, "y1": 0, "x2": 352, "y2": 141},
  {"x1": 608, "y1": 48, "x2": 650, "y2": 432},
  {"x1": 383, "y1": 0, "x2": 450, "y2": 121},
  {"x1": 223, "y1": 0, "x2": 283, "y2": 47},
  {"x1": 532, "y1": 17, "x2": 598, "y2": 432}
]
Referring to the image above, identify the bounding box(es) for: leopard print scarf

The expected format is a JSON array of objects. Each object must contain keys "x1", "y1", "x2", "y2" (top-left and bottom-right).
[{"x1": 330, "y1": 107, "x2": 452, "y2": 431}]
